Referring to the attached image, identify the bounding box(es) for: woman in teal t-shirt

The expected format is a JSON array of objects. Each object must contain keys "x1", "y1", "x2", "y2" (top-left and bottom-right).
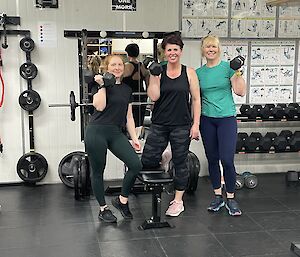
[{"x1": 196, "y1": 35, "x2": 246, "y2": 216}]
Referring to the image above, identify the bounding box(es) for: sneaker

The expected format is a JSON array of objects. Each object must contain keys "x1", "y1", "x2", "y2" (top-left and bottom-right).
[
  {"x1": 111, "y1": 197, "x2": 133, "y2": 219},
  {"x1": 165, "y1": 200, "x2": 184, "y2": 217},
  {"x1": 207, "y1": 195, "x2": 225, "y2": 212},
  {"x1": 98, "y1": 207, "x2": 117, "y2": 223},
  {"x1": 225, "y1": 199, "x2": 242, "y2": 216}
]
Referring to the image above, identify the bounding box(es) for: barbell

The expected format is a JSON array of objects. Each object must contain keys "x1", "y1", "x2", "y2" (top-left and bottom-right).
[{"x1": 49, "y1": 91, "x2": 153, "y2": 121}]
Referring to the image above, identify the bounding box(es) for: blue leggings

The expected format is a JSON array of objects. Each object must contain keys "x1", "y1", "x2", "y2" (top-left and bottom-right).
[{"x1": 200, "y1": 115, "x2": 237, "y2": 194}]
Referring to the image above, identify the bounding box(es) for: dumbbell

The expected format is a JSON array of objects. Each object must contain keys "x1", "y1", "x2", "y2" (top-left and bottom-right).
[
  {"x1": 236, "y1": 132, "x2": 248, "y2": 152},
  {"x1": 239, "y1": 105, "x2": 258, "y2": 119},
  {"x1": 230, "y1": 55, "x2": 245, "y2": 70},
  {"x1": 244, "y1": 132, "x2": 262, "y2": 152},
  {"x1": 241, "y1": 171, "x2": 258, "y2": 189},
  {"x1": 235, "y1": 173, "x2": 244, "y2": 190},
  {"x1": 273, "y1": 135, "x2": 288, "y2": 152},
  {"x1": 83, "y1": 69, "x2": 116, "y2": 87},
  {"x1": 143, "y1": 56, "x2": 163, "y2": 76},
  {"x1": 260, "y1": 104, "x2": 275, "y2": 119},
  {"x1": 284, "y1": 105, "x2": 297, "y2": 119},
  {"x1": 286, "y1": 170, "x2": 300, "y2": 186},
  {"x1": 272, "y1": 105, "x2": 285, "y2": 119},
  {"x1": 289, "y1": 132, "x2": 300, "y2": 152},
  {"x1": 260, "y1": 132, "x2": 277, "y2": 152}
]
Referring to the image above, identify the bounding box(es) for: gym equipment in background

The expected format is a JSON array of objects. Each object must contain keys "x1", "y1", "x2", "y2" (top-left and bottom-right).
[{"x1": 58, "y1": 151, "x2": 85, "y2": 188}]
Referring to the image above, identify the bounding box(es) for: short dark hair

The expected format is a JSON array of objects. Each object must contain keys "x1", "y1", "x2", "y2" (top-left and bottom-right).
[
  {"x1": 161, "y1": 32, "x2": 184, "y2": 50},
  {"x1": 125, "y1": 43, "x2": 140, "y2": 57}
]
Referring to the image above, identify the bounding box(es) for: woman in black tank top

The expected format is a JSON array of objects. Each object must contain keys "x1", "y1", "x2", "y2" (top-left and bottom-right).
[
  {"x1": 123, "y1": 43, "x2": 149, "y2": 136},
  {"x1": 141, "y1": 33, "x2": 201, "y2": 217}
]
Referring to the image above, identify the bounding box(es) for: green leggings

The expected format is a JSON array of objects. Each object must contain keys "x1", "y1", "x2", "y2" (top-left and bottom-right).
[{"x1": 85, "y1": 125, "x2": 142, "y2": 206}]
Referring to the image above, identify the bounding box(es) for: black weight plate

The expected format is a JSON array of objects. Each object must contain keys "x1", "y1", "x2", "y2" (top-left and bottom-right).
[
  {"x1": 80, "y1": 158, "x2": 88, "y2": 198},
  {"x1": 18, "y1": 90, "x2": 41, "y2": 111},
  {"x1": 20, "y1": 37, "x2": 35, "y2": 52},
  {"x1": 58, "y1": 151, "x2": 85, "y2": 188},
  {"x1": 20, "y1": 62, "x2": 38, "y2": 80},
  {"x1": 186, "y1": 151, "x2": 200, "y2": 193},
  {"x1": 73, "y1": 160, "x2": 81, "y2": 200},
  {"x1": 17, "y1": 152, "x2": 48, "y2": 183}
]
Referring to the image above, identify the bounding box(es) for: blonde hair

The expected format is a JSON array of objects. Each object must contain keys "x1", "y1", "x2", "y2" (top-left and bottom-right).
[
  {"x1": 201, "y1": 35, "x2": 221, "y2": 57},
  {"x1": 88, "y1": 55, "x2": 102, "y2": 74}
]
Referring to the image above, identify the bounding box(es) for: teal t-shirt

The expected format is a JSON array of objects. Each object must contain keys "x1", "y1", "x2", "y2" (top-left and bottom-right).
[{"x1": 196, "y1": 60, "x2": 236, "y2": 118}]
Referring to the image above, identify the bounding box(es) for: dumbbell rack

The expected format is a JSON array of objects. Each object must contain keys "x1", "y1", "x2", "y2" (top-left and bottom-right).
[{"x1": 235, "y1": 107, "x2": 300, "y2": 174}]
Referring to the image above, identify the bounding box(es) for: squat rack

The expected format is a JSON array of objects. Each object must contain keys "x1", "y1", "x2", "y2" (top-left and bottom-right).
[{"x1": 64, "y1": 29, "x2": 170, "y2": 140}]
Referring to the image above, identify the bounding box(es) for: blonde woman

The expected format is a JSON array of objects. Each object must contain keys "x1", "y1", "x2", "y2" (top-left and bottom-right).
[{"x1": 196, "y1": 35, "x2": 246, "y2": 216}]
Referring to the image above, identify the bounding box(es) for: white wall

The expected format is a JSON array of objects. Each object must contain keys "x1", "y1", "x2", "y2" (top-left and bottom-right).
[{"x1": 0, "y1": 0, "x2": 179, "y2": 183}]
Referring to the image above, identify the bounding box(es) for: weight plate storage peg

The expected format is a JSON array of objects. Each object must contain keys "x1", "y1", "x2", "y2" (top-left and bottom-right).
[
  {"x1": 18, "y1": 89, "x2": 41, "y2": 111},
  {"x1": 20, "y1": 62, "x2": 38, "y2": 80},
  {"x1": 58, "y1": 151, "x2": 85, "y2": 188},
  {"x1": 16, "y1": 152, "x2": 48, "y2": 183},
  {"x1": 20, "y1": 37, "x2": 35, "y2": 52}
]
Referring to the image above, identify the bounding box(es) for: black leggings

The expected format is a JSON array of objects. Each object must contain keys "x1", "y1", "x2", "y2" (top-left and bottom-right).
[
  {"x1": 85, "y1": 125, "x2": 142, "y2": 206},
  {"x1": 141, "y1": 124, "x2": 191, "y2": 191},
  {"x1": 200, "y1": 115, "x2": 237, "y2": 193}
]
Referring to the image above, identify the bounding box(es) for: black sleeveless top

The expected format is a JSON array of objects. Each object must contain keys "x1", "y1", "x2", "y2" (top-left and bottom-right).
[
  {"x1": 151, "y1": 65, "x2": 192, "y2": 126},
  {"x1": 122, "y1": 62, "x2": 145, "y2": 94},
  {"x1": 89, "y1": 82, "x2": 133, "y2": 127}
]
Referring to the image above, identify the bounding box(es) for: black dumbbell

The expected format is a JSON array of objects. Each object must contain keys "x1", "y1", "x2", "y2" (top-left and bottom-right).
[
  {"x1": 259, "y1": 135, "x2": 272, "y2": 152},
  {"x1": 273, "y1": 135, "x2": 288, "y2": 152},
  {"x1": 241, "y1": 171, "x2": 258, "y2": 189},
  {"x1": 244, "y1": 132, "x2": 262, "y2": 152},
  {"x1": 279, "y1": 130, "x2": 293, "y2": 141},
  {"x1": 260, "y1": 104, "x2": 275, "y2": 119},
  {"x1": 236, "y1": 132, "x2": 248, "y2": 152},
  {"x1": 83, "y1": 70, "x2": 116, "y2": 87},
  {"x1": 230, "y1": 55, "x2": 245, "y2": 70},
  {"x1": 289, "y1": 133, "x2": 300, "y2": 152},
  {"x1": 143, "y1": 56, "x2": 163, "y2": 76},
  {"x1": 286, "y1": 170, "x2": 300, "y2": 186},
  {"x1": 272, "y1": 106, "x2": 285, "y2": 119},
  {"x1": 284, "y1": 105, "x2": 297, "y2": 119}
]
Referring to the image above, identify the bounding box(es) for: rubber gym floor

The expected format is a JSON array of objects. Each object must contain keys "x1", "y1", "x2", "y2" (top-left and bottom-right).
[{"x1": 0, "y1": 173, "x2": 299, "y2": 257}]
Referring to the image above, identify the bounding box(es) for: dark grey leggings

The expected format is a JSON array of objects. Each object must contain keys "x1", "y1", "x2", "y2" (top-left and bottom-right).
[
  {"x1": 85, "y1": 125, "x2": 142, "y2": 206},
  {"x1": 141, "y1": 124, "x2": 191, "y2": 191}
]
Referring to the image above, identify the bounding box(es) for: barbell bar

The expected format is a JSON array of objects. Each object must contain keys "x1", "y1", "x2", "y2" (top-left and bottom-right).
[{"x1": 49, "y1": 91, "x2": 153, "y2": 121}]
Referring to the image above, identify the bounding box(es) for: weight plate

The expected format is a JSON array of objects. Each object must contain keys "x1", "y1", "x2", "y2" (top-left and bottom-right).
[
  {"x1": 18, "y1": 89, "x2": 41, "y2": 111},
  {"x1": 20, "y1": 37, "x2": 35, "y2": 52},
  {"x1": 186, "y1": 151, "x2": 200, "y2": 193},
  {"x1": 20, "y1": 62, "x2": 38, "y2": 80},
  {"x1": 17, "y1": 152, "x2": 48, "y2": 183},
  {"x1": 73, "y1": 160, "x2": 81, "y2": 200},
  {"x1": 58, "y1": 151, "x2": 85, "y2": 188}
]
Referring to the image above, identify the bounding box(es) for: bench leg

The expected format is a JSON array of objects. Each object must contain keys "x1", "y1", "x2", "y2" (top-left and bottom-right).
[
  {"x1": 139, "y1": 185, "x2": 172, "y2": 230},
  {"x1": 291, "y1": 242, "x2": 300, "y2": 256}
]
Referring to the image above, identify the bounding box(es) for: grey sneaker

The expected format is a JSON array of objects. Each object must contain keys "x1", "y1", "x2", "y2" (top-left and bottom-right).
[
  {"x1": 207, "y1": 195, "x2": 225, "y2": 212},
  {"x1": 225, "y1": 199, "x2": 242, "y2": 216}
]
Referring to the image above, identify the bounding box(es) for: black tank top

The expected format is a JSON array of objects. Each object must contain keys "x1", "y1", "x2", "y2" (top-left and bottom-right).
[
  {"x1": 122, "y1": 62, "x2": 145, "y2": 93},
  {"x1": 151, "y1": 65, "x2": 192, "y2": 126},
  {"x1": 89, "y1": 82, "x2": 132, "y2": 127}
]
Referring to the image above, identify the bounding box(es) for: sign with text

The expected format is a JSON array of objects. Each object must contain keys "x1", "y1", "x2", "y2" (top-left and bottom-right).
[{"x1": 112, "y1": 0, "x2": 136, "y2": 11}]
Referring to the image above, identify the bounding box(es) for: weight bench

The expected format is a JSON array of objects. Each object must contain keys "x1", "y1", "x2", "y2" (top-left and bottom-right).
[{"x1": 137, "y1": 168, "x2": 174, "y2": 230}]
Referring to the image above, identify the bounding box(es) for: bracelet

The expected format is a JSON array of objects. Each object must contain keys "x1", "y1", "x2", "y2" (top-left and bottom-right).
[{"x1": 235, "y1": 70, "x2": 243, "y2": 77}]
